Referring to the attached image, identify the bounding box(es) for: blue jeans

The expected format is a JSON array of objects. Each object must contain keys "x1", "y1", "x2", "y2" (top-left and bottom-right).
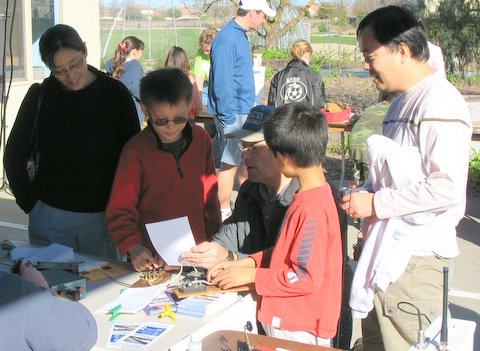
[{"x1": 28, "y1": 200, "x2": 117, "y2": 259}]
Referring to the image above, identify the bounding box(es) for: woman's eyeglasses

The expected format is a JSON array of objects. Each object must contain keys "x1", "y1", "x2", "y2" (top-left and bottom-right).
[
  {"x1": 151, "y1": 116, "x2": 188, "y2": 127},
  {"x1": 52, "y1": 57, "x2": 84, "y2": 77}
]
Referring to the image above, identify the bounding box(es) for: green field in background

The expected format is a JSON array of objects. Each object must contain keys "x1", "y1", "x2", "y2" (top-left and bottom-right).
[
  {"x1": 101, "y1": 28, "x2": 203, "y2": 67},
  {"x1": 101, "y1": 29, "x2": 357, "y2": 67},
  {"x1": 310, "y1": 35, "x2": 357, "y2": 45}
]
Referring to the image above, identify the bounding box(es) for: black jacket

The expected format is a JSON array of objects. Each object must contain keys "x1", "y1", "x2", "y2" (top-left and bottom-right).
[
  {"x1": 4, "y1": 66, "x2": 140, "y2": 213},
  {"x1": 268, "y1": 60, "x2": 326, "y2": 109}
]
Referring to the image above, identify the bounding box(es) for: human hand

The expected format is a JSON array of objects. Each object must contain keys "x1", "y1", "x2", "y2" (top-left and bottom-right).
[
  {"x1": 128, "y1": 244, "x2": 161, "y2": 272},
  {"x1": 209, "y1": 264, "x2": 256, "y2": 290},
  {"x1": 207, "y1": 257, "x2": 255, "y2": 281},
  {"x1": 19, "y1": 260, "x2": 49, "y2": 289},
  {"x1": 181, "y1": 241, "x2": 229, "y2": 269},
  {"x1": 155, "y1": 255, "x2": 180, "y2": 271},
  {"x1": 341, "y1": 191, "x2": 375, "y2": 219}
]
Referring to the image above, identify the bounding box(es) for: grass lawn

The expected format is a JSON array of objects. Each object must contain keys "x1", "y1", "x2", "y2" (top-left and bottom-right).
[
  {"x1": 101, "y1": 28, "x2": 203, "y2": 68},
  {"x1": 310, "y1": 35, "x2": 357, "y2": 46},
  {"x1": 101, "y1": 29, "x2": 358, "y2": 68}
]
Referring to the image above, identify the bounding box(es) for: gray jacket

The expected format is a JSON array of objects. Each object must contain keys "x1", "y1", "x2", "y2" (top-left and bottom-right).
[
  {"x1": 0, "y1": 271, "x2": 97, "y2": 351},
  {"x1": 213, "y1": 178, "x2": 299, "y2": 258}
]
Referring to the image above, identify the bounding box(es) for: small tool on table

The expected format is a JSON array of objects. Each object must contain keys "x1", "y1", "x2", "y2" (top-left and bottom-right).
[
  {"x1": 108, "y1": 304, "x2": 122, "y2": 322},
  {"x1": 159, "y1": 303, "x2": 176, "y2": 322}
]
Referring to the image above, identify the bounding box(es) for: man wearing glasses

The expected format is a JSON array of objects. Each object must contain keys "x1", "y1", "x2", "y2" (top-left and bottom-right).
[
  {"x1": 182, "y1": 105, "x2": 297, "y2": 268},
  {"x1": 183, "y1": 105, "x2": 352, "y2": 349}
]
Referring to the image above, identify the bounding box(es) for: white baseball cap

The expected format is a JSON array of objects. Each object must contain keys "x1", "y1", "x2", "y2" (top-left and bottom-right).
[{"x1": 239, "y1": 0, "x2": 277, "y2": 17}]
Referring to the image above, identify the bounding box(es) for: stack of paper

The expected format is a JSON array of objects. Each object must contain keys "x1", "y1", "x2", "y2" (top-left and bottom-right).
[{"x1": 176, "y1": 292, "x2": 238, "y2": 318}]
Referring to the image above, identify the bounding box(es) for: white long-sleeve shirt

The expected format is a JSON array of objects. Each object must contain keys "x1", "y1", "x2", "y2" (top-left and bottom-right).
[
  {"x1": 374, "y1": 72, "x2": 472, "y2": 258},
  {"x1": 350, "y1": 72, "x2": 472, "y2": 318}
]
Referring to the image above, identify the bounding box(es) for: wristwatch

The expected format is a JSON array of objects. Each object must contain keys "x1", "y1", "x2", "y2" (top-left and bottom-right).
[{"x1": 226, "y1": 250, "x2": 235, "y2": 261}]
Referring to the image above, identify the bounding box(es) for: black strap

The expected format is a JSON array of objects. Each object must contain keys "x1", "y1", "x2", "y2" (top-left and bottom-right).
[{"x1": 28, "y1": 83, "x2": 44, "y2": 161}]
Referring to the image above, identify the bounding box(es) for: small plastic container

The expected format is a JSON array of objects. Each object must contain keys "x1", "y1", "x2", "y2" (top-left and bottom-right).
[{"x1": 321, "y1": 107, "x2": 352, "y2": 123}]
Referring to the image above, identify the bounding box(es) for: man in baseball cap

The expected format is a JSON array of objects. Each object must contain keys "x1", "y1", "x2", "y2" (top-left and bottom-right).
[
  {"x1": 183, "y1": 103, "x2": 296, "y2": 268},
  {"x1": 225, "y1": 104, "x2": 274, "y2": 142},
  {"x1": 239, "y1": 0, "x2": 276, "y2": 18}
]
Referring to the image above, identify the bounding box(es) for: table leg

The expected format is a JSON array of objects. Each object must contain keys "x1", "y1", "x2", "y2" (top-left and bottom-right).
[{"x1": 340, "y1": 131, "x2": 345, "y2": 186}]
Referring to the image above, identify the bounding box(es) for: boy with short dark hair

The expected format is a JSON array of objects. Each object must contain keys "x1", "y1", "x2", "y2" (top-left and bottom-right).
[
  {"x1": 107, "y1": 68, "x2": 221, "y2": 272},
  {"x1": 208, "y1": 102, "x2": 342, "y2": 346}
]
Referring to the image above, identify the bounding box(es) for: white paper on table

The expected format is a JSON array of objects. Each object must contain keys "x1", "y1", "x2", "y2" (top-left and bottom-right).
[
  {"x1": 9, "y1": 242, "x2": 107, "y2": 273},
  {"x1": 107, "y1": 322, "x2": 141, "y2": 348},
  {"x1": 96, "y1": 284, "x2": 168, "y2": 314},
  {"x1": 10, "y1": 243, "x2": 74, "y2": 263},
  {"x1": 116, "y1": 323, "x2": 173, "y2": 350},
  {"x1": 145, "y1": 216, "x2": 196, "y2": 266}
]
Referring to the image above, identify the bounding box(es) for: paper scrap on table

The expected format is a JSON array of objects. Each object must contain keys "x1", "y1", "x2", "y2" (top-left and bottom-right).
[
  {"x1": 96, "y1": 284, "x2": 168, "y2": 314},
  {"x1": 145, "y1": 216, "x2": 196, "y2": 266}
]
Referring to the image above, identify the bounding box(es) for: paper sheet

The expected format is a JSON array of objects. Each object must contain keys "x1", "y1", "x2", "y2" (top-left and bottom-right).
[
  {"x1": 10, "y1": 243, "x2": 74, "y2": 263},
  {"x1": 9, "y1": 242, "x2": 107, "y2": 273},
  {"x1": 96, "y1": 284, "x2": 168, "y2": 314},
  {"x1": 115, "y1": 323, "x2": 173, "y2": 350},
  {"x1": 145, "y1": 216, "x2": 196, "y2": 265},
  {"x1": 107, "y1": 322, "x2": 141, "y2": 348}
]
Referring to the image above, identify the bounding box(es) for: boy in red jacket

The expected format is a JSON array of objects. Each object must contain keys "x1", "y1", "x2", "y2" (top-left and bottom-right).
[
  {"x1": 107, "y1": 68, "x2": 221, "y2": 271},
  {"x1": 208, "y1": 102, "x2": 342, "y2": 346}
]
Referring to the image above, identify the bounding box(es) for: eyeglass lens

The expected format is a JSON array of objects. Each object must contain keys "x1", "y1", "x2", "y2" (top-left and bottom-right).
[
  {"x1": 53, "y1": 58, "x2": 84, "y2": 77},
  {"x1": 153, "y1": 117, "x2": 188, "y2": 126}
]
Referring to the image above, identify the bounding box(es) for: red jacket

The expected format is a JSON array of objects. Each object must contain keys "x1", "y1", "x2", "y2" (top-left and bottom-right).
[
  {"x1": 250, "y1": 184, "x2": 342, "y2": 338},
  {"x1": 107, "y1": 122, "x2": 221, "y2": 257}
]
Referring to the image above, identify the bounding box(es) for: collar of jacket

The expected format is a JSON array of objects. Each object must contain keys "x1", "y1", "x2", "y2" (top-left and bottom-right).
[
  {"x1": 146, "y1": 120, "x2": 193, "y2": 178},
  {"x1": 246, "y1": 177, "x2": 299, "y2": 208},
  {"x1": 288, "y1": 59, "x2": 309, "y2": 68}
]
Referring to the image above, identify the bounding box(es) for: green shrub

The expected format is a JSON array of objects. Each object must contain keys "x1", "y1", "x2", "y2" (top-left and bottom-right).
[
  {"x1": 263, "y1": 48, "x2": 289, "y2": 60},
  {"x1": 447, "y1": 74, "x2": 459, "y2": 84},
  {"x1": 310, "y1": 63, "x2": 322, "y2": 73},
  {"x1": 327, "y1": 143, "x2": 342, "y2": 154},
  {"x1": 328, "y1": 71, "x2": 341, "y2": 78},
  {"x1": 316, "y1": 22, "x2": 330, "y2": 33},
  {"x1": 469, "y1": 151, "x2": 480, "y2": 194},
  {"x1": 265, "y1": 67, "x2": 275, "y2": 80},
  {"x1": 465, "y1": 76, "x2": 480, "y2": 85},
  {"x1": 310, "y1": 54, "x2": 327, "y2": 66}
]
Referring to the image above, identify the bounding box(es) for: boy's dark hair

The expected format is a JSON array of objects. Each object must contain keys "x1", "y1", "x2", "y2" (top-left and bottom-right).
[
  {"x1": 264, "y1": 102, "x2": 328, "y2": 168},
  {"x1": 357, "y1": 6, "x2": 429, "y2": 62},
  {"x1": 140, "y1": 68, "x2": 193, "y2": 108},
  {"x1": 39, "y1": 24, "x2": 86, "y2": 69}
]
